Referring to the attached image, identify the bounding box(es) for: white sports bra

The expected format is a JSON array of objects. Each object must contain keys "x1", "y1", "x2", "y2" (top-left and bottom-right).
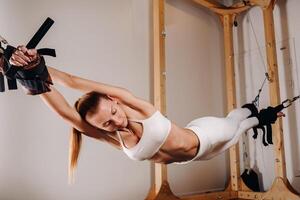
[{"x1": 116, "y1": 110, "x2": 171, "y2": 161}]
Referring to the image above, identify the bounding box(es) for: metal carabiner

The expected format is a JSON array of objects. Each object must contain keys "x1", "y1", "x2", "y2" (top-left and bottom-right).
[
  {"x1": 291, "y1": 95, "x2": 300, "y2": 103},
  {"x1": 282, "y1": 99, "x2": 293, "y2": 108},
  {"x1": 0, "y1": 35, "x2": 8, "y2": 45},
  {"x1": 282, "y1": 95, "x2": 300, "y2": 108}
]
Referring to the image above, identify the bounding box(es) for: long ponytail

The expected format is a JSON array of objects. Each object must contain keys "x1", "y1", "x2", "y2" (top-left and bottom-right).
[
  {"x1": 68, "y1": 92, "x2": 106, "y2": 183},
  {"x1": 69, "y1": 126, "x2": 82, "y2": 184},
  {"x1": 68, "y1": 100, "x2": 82, "y2": 184}
]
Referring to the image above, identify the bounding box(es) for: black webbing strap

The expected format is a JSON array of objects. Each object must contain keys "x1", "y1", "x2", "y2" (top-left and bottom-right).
[
  {"x1": 251, "y1": 103, "x2": 286, "y2": 146},
  {"x1": 0, "y1": 72, "x2": 4, "y2": 92},
  {"x1": 37, "y1": 48, "x2": 56, "y2": 57},
  {"x1": 0, "y1": 45, "x2": 4, "y2": 92},
  {"x1": 0, "y1": 17, "x2": 55, "y2": 93},
  {"x1": 7, "y1": 77, "x2": 17, "y2": 90},
  {"x1": 2, "y1": 45, "x2": 17, "y2": 79},
  {"x1": 26, "y1": 17, "x2": 54, "y2": 49}
]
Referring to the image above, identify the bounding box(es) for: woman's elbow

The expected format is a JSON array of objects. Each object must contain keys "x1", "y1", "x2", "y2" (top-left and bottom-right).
[
  {"x1": 57, "y1": 108, "x2": 76, "y2": 123},
  {"x1": 65, "y1": 74, "x2": 77, "y2": 88}
]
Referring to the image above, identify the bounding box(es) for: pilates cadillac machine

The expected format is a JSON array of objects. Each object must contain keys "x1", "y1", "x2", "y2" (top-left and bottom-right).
[{"x1": 146, "y1": 0, "x2": 300, "y2": 199}]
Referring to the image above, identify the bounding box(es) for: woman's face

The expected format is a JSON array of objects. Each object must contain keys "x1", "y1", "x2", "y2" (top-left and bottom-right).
[{"x1": 86, "y1": 97, "x2": 128, "y2": 132}]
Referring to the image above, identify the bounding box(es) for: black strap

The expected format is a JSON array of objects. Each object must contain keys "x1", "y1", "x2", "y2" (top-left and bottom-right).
[
  {"x1": 7, "y1": 78, "x2": 17, "y2": 90},
  {"x1": 249, "y1": 103, "x2": 285, "y2": 146},
  {"x1": 26, "y1": 17, "x2": 54, "y2": 49},
  {"x1": 3, "y1": 45, "x2": 18, "y2": 79},
  {"x1": 244, "y1": 103, "x2": 283, "y2": 146},
  {"x1": 0, "y1": 72, "x2": 4, "y2": 92},
  {"x1": 261, "y1": 127, "x2": 268, "y2": 146},
  {"x1": 3, "y1": 48, "x2": 56, "y2": 80},
  {"x1": 266, "y1": 124, "x2": 273, "y2": 145},
  {"x1": 37, "y1": 48, "x2": 56, "y2": 57},
  {"x1": 0, "y1": 17, "x2": 55, "y2": 93}
]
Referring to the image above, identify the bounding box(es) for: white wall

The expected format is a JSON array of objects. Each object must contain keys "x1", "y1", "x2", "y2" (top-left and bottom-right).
[
  {"x1": 164, "y1": 0, "x2": 229, "y2": 195},
  {"x1": 233, "y1": 0, "x2": 300, "y2": 192}
]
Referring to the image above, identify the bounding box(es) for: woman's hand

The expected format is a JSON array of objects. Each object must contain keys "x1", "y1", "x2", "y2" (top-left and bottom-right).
[{"x1": 9, "y1": 45, "x2": 38, "y2": 67}]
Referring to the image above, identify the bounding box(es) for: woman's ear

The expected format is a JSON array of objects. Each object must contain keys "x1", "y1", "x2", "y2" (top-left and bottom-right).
[{"x1": 107, "y1": 95, "x2": 119, "y2": 104}]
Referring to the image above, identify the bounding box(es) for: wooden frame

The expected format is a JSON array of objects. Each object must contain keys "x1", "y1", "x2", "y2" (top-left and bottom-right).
[{"x1": 146, "y1": 0, "x2": 300, "y2": 199}]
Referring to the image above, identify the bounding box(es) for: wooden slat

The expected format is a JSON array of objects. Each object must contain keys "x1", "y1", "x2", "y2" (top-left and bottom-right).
[
  {"x1": 238, "y1": 178, "x2": 300, "y2": 200},
  {"x1": 153, "y1": 0, "x2": 166, "y2": 113},
  {"x1": 146, "y1": 181, "x2": 180, "y2": 200},
  {"x1": 249, "y1": 0, "x2": 272, "y2": 9},
  {"x1": 261, "y1": 0, "x2": 287, "y2": 180},
  {"x1": 146, "y1": 1, "x2": 178, "y2": 199},
  {"x1": 193, "y1": 0, "x2": 250, "y2": 15},
  {"x1": 262, "y1": 178, "x2": 300, "y2": 200},
  {"x1": 181, "y1": 191, "x2": 237, "y2": 200},
  {"x1": 220, "y1": 13, "x2": 241, "y2": 191},
  {"x1": 153, "y1": 0, "x2": 168, "y2": 191}
]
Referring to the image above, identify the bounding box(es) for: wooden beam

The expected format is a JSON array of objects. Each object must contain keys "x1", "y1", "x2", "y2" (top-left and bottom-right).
[
  {"x1": 220, "y1": 13, "x2": 241, "y2": 192},
  {"x1": 238, "y1": 178, "x2": 300, "y2": 200},
  {"x1": 146, "y1": 181, "x2": 180, "y2": 200},
  {"x1": 193, "y1": 0, "x2": 250, "y2": 15},
  {"x1": 249, "y1": 0, "x2": 273, "y2": 9},
  {"x1": 181, "y1": 190, "x2": 237, "y2": 200},
  {"x1": 153, "y1": 0, "x2": 167, "y2": 191},
  {"x1": 192, "y1": 0, "x2": 225, "y2": 10},
  {"x1": 261, "y1": 0, "x2": 287, "y2": 180},
  {"x1": 146, "y1": 0, "x2": 177, "y2": 199},
  {"x1": 262, "y1": 178, "x2": 300, "y2": 200},
  {"x1": 238, "y1": 191, "x2": 264, "y2": 199}
]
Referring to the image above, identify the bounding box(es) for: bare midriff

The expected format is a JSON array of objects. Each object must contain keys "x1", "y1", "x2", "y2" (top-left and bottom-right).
[{"x1": 150, "y1": 123, "x2": 200, "y2": 164}]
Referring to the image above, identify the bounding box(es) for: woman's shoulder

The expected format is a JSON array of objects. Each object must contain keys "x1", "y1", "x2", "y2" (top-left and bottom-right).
[
  {"x1": 135, "y1": 101, "x2": 157, "y2": 117},
  {"x1": 122, "y1": 94, "x2": 156, "y2": 115}
]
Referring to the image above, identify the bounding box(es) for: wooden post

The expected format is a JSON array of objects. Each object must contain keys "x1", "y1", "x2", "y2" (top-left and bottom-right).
[
  {"x1": 261, "y1": 0, "x2": 287, "y2": 180},
  {"x1": 220, "y1": 14, "x2": 241, "y2": 191},
  {"x1": 153, "y1": 0, "x2": 167, "y2": 192},
  {"x1": 146, "y1": 1, "x2": 178, "y2": 199}
]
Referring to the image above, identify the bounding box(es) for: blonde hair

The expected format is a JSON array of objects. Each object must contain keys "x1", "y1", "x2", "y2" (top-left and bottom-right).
[{"x1": 69, "y1": 91, "x2": 108, "y2": 183}]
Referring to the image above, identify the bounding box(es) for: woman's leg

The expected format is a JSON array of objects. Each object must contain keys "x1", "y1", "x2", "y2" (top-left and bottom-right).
[
  {"x1": 200, "y1": 116, "x2": 259, "y2": 160},
  {"x1": 184, "y1": 108, "x2": 258, "y2": 162}
]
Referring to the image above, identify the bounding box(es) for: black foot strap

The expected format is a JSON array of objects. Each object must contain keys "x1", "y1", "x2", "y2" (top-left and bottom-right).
[{"x1": 242, "y1": 103, "x2": 284, "y2": 146}]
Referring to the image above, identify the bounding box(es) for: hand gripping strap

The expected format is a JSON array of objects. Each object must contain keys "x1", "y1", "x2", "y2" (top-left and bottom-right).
[
  {"x1": 2, "y1": 45, "x2": 18, "y2": 90},
  {"x1": 16, "y1": 56, "x2": 53, "y2": 95},
  {"x1": 1, "y1": 46, "x2": 55, "y2": 94},
  {"x1": 0, "y1": 17, "x2": 55, "y2": 93},
  {"x1": 3, "y1": 45, "x2": 19, "y2": 79}
]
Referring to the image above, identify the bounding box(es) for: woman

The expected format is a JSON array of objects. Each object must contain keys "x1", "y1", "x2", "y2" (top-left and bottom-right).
[{"x1": 8, "y1": 46, "x2": 266, "y2": 177}]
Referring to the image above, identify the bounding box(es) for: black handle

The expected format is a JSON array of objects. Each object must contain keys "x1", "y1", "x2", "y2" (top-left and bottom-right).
[{"x1": 26, "y1": 17, "x2": 54, "y2": 49}]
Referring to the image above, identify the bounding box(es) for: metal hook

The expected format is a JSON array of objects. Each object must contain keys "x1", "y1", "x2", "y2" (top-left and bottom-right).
[{"x1": 282, "y1": 95, "x2": 300, "y2": 108}]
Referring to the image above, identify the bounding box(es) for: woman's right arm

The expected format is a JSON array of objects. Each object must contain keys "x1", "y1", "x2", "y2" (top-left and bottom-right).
[
  {"x1": 47, "y1": 67, "x2": 155, "y2": 114},
  {"x1": 40, "y1": 86, "x2": 121, "y2": 149}
]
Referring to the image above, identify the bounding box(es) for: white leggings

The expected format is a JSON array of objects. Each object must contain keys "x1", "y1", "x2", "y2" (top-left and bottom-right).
[{"x1": 183, "y1": 108, "x2": 259, "y2": 163}]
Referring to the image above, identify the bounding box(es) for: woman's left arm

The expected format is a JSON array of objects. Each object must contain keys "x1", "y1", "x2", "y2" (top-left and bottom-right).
[{"x1": 40, "y1": 86, "x2": 121, "y2": 149}]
